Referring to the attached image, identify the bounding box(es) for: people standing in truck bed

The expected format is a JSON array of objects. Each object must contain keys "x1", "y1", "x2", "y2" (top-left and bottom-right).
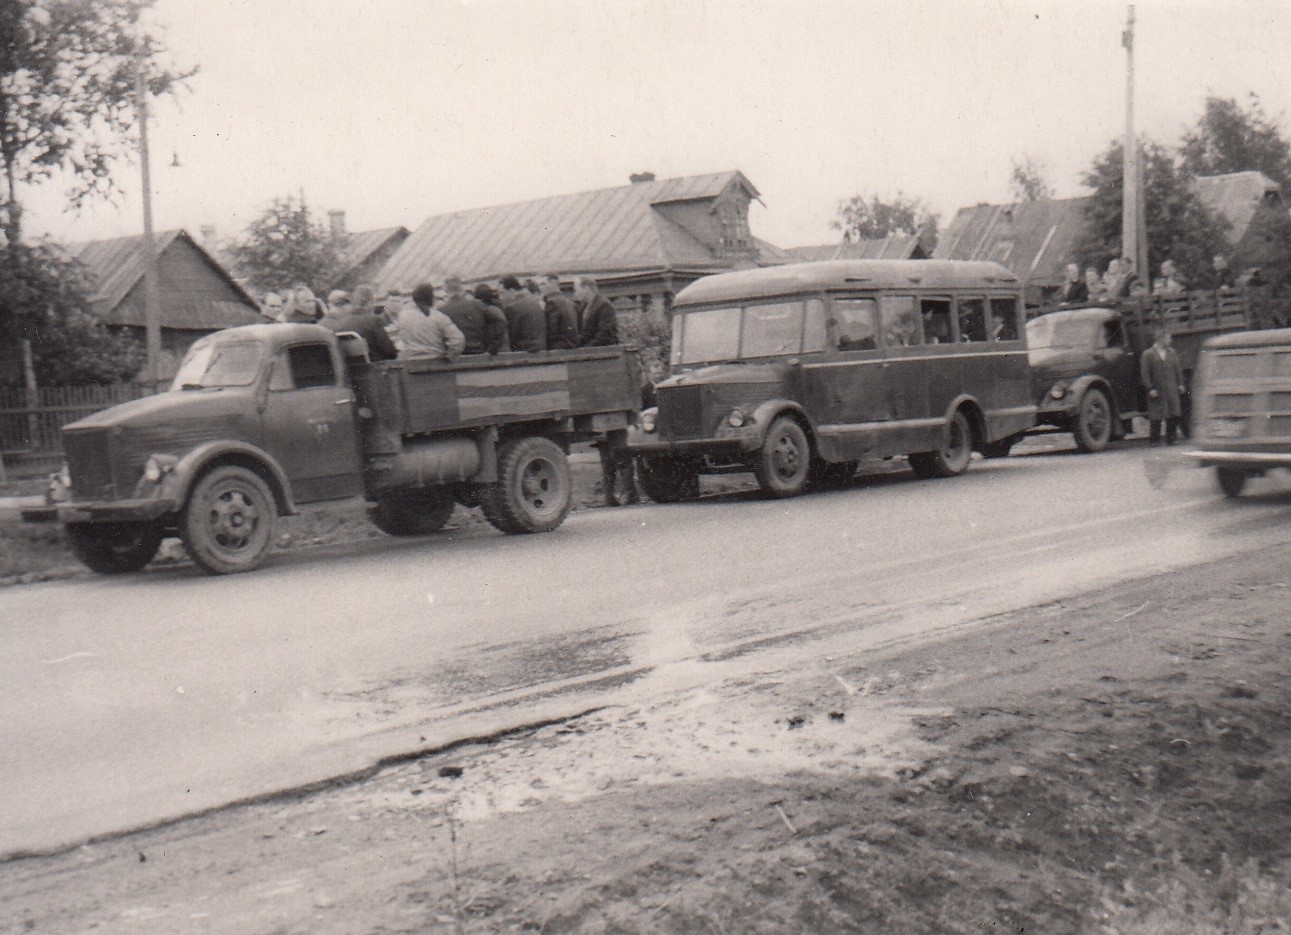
[
  {"x1": 541, "y1": 275, "x2": 580, "y2": 349},
  {"x1": 499, "y1": 275, "x2": 547, "y2": 351},
  {"x1": 440, "y1": 276, "x2": 510, "y2": 355},
  {"x1": 397, "y1": 283, "x2": 465, "y2": 361},
  {"x1": 574, "y1": 277, "x2": 619, "y2": 347},
  {"x1": 322, "y1": 290, "x2": 399, "y2": 361}
]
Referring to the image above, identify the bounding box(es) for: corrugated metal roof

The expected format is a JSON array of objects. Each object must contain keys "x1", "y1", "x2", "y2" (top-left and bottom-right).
[
  {"x1": 933, "y1": 197, "x2": 1092, "y2": 286},
  {"x1": 1192, "y1": 171, "x2": 1280, "y2": 245},
  {"x1": 675, "y1": 259, "x2": 1018, "y2": 307},
  {"x1": 786, "y1": 235, "x2": 924, "y2": 262},
  {"x1": 65, "y1": 229, "x2": 261, "y2": 330},
  {"x1": 376, "y1": 171, "x2": 764, "y2": 292}
]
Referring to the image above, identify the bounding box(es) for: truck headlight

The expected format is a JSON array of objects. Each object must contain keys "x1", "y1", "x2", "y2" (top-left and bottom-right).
[
  {"x1": 143, "y1": 455, "x2": 177, "y2": 483},
  {"x1": 727, "y1": 408, "x2": 747, "y2": 428},
  {"x1": 1049, "y1": 384, "x2": 1068, "y2": 400},
  {"x1": 640, "y1": 408, "x2": 657, "y2": 433},
  {"x1": 58, "y1": 464, "x2": 71, "y2": 488}
]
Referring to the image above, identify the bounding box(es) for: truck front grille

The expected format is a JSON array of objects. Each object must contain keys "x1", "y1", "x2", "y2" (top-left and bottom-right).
[
  {"x1": 63, "y1": 428, "x2": 116, "y2": 500},
  {"x1": 658, "y1": 385, "x2": 705, "y2": 440}
]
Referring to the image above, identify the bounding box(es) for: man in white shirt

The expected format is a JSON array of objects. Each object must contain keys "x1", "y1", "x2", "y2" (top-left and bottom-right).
[{"x1": 396, "y1": 283, "x2": 466, "y2": 360}]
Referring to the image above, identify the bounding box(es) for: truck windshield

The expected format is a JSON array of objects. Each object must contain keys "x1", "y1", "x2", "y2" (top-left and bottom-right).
[
  {"x1": 1026, "y1": 315, "x2": 1099, "y2": 350},
  {"x1": 676, "y1": 303, "x2": 805, "y2": 365},
  {"x1": 170, "y1": 342, "x2": 263, "y2": 390}
]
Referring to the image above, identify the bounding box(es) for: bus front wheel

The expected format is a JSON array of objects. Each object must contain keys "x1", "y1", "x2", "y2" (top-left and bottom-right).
[{"x1": 754, "y1": 417, "x2": 811, "y2": 498}]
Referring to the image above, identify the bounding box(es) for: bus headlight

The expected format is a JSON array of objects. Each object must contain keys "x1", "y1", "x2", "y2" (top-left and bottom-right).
[
  {"x1": 640, "y1": 408, "x2": 657, "y2": 433},
  {"x1": 143, "y1": 455, "x2": 177, "y2": 483},
  {"x1": 1048, "y1": 383, "x2": 1069, "y2": 400},
  {"x1": 727, "y1": 408, "x2": 747, "y2": 428}
]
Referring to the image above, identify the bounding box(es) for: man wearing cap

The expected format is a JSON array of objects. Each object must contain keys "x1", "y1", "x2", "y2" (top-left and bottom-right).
[
  {"x1": 540, "y1": 275, "x2": 579, "y2": 349},
  {"x1": 441, "y1": 276, "x2": 510, "y2": 355},
  {"x1": 321, "y1": 289, "x2": 398, "y2": 361},
  {"x1": 499, "y1": 275, "x2": 547, "y2": 351},
  {"x1": 396, "y1": 283, "x2": 466, "y2": 360}
]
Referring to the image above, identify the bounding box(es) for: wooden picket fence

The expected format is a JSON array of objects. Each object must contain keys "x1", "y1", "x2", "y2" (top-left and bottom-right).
[{"x1": 0, "y1": 383, "x2": 153, "y2": 479}]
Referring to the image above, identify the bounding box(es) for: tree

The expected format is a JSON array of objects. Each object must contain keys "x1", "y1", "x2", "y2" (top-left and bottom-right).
[
  {"x1": 1232, "y1": 200, "x2": 1291, "y2": 326},
  {"x1": 0, "y1": 240, "x2": 142, "y2": 386},
  {"x1": 1, "y1": 0, "x2": 195, "y2": 245},
  {"x1": 833, "y1": 191, "x2": 938, "y2": 247},
  {"x1": 1180, "y1": 94, "x2": 1291, "y2": 191},
  {"x1": 228, "y1": 195, "x2": 347, "y2": 295},
  {"x1": 1071, "y1": 138, "x2": 1228, "y2": 286},
  {"x1": 1010, "y1": 155, "x2": 1054, "y2": 202}
]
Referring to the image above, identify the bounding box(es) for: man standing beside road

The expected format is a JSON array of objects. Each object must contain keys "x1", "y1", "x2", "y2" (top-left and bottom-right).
[
  {"x1": 397, "y1": 283, "x2": 466, "y2": 361},
  {"x1": 499, "y1": 275, "x2": 547, "y2": 351},
  {"x1": 1141, "y1": 328, "x2": 1185, "y2": 446},
  {"x1": 441, "y1": 276, "x2": 510, "y2": 355},
  {"x1": 574, "y1": 277, "x2": 619, "y2": 347},
  {"x1": 540, "y1": 275, "x2": 579, "y2": 349}
]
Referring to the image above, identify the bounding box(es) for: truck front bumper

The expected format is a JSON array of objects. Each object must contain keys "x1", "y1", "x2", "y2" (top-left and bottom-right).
[
  {"x1": 22, "y1": 497, "x2": 179, "y2": 525},
  {"x1": 1185, "y1": 449, "x2": 1291, "y2": 470},
  {"x1": 624, "y1": 425, "x2": 763, "y2": 458}
]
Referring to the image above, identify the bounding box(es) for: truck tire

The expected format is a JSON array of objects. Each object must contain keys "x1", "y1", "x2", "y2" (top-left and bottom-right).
[
  {"x1": 180, "y1": 465, "x2": 277, "y2": 575},
  {"x1": 66, "y1": 521, "x2": 163, "y2": 574},
  {"x1": 909, "y1": 410, "x2": 973, "y2": 478},
  {"x1": 1073, "y1": 387, "x2": 1113, "y2": 453},
  {"x1": 480, "y1": 435, "x2": 572, "y2": 534},
  {"x1": 368, "y1": 488, "x2": 455, "y2": 536},
  {"x1": 637, "y1": 456, "x2": 701, "y2": 503},
  {"x1": 754, "y1": 416, "x2": 811, "y2": 498},
  {"x1": 1216, "y1": 466, "x2": 1249, "y2": 499},
  {"x1": 808, "y1": 458, "x2": 858, "y2": 490}
]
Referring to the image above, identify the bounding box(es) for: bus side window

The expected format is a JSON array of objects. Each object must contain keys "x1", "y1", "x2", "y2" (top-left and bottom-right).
[
  {"x1": 1103, "y1": 318, "x2": 1124, "y2": 349},
  {"x1": 958, "y1": 297, "x2": 987, "y2": 342},
  {"x1": 879, "y1": 295, "x2": 918, "y2": 347},
  {"x1": 803, "y1": 298, "x2": 827, "y2": 353},
  {"x1": 920, "y1": 298, "x2": 952, "y2": 344},
  {"x1": 990, "y1": 296, "x2": 1020, "y2": 341},
  {"x1": 832, "y1": 299, "x2": 878, "y2": 351}
]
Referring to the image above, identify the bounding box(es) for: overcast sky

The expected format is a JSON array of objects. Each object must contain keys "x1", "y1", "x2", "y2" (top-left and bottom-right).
[{"x1": 20, "y1": 0, "x2": 1291, "y2": 250}]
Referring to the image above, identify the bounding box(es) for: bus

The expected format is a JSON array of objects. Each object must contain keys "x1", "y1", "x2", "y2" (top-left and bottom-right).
[{"x1": 626, "y1": 259, "x2": 1036, "y2": 500}]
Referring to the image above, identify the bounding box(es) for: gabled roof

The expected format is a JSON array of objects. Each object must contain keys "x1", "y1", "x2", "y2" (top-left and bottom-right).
[
  {"x1": 1192, "y1": 171, "x2": 1281, "y2": 245},
  {"x1": 339, "y1": 226, "x2": 409, "y2": 271},
  {"x1": 65, "y1": 229, "x2": 261, "y2": 330},
  {"x1": 786, "y1": 234, "x2": 925, "y2": 262},
  {"x1": 376, "y1": 171, "x2": 765, "y2": 292},
  {"x1": 933, "y1": 197, "x2": 1092, "y2": 285}
]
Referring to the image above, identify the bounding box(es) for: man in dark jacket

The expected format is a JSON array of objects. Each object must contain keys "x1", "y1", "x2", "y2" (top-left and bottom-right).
[
  {"x1": 499, "y1": 275, "x2": 547, "y2": 351},
  {"x1": 1141, "y1": 328, "x2": 1184, "y2": 445},
  {"x1": 440, "y1": 276, "x2": 509, "y2": 355},
  {"x1": 321, "y1": 304, "x2": 398, "y2": 361},
  {"x1": 540, "y1": 275, "x2": 579, "y2": 349},
  {"x1": 574, "y1": 277, "x2": 619, "y2": 347}
]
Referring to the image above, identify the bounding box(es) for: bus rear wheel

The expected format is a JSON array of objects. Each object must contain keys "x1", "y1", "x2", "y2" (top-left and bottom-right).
[
  {"x1": 910, "y1": 410, "x2": 972, "y2": 478},
  {"x1": 637, "y1": 457, "x2": 701, "y2": 503},
  {"x1": 368, "y1": 487, "x2": 456, "y2": 535},
  {"x1": 1216, "y1": 466, "x2": 1249, "y2": 499},
  {"x1": 66, "y1": 521, "x2": 163, "y2": 574}
]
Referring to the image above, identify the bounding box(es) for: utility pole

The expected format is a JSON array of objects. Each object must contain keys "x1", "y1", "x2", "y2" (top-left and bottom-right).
[
  {"x1": 1121, "y1": 5, "x2": 1147, "y2": 286},
  {"x1": 135, "y1": 52, "x2": 163, "y2": 391}
]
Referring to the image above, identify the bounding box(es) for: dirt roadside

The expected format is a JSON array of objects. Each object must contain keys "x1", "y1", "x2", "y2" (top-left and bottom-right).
[{"x1": 2, "y1": 543, "x2": 1288, "y2": 934}]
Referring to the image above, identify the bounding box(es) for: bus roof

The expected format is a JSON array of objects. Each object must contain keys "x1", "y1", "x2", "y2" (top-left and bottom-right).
[
  {"x1": 674, "y1": 259, "x2": 1020, "y2": 308},
  {"x1": 1204, "y1": 327, "x2": 1291, "y2": 350}
]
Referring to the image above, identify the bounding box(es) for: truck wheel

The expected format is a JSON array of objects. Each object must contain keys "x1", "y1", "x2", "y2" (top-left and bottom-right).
[
  {"x1": 66, "y1": 521, "x2": 163, "y2": 575},
  {"x1": 1073, "y1": 388, "x2": 1113, "y2": 453},
  {"x1": 1216, "y1": 466, "x2": 1248, "y2": 499},
  {"x1": 754, "y1": 416, "x2": 811, "y2": 498},
  {"x1": 637, "y1": 457, "x2": 701, "y2": 503},
  {"x1": 368, "y1": 488, "x2": 455, "y2": 536},
  {"x1": 909, "y1": 410, "x2": 973, "y2": 478},
  {"x1": 480, "y1": 436, "x2": 572, "y2": 534},
  {"x1": 808, "y1": 459, "x2": 858, "y2": 490},
  {"x1": 181, "y1": 465, "x2": 276, "y2": 575}
]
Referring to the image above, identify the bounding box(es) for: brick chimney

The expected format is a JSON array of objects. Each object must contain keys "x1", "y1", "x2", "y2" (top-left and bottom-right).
[
  {"x1": 629, "y1": 172, "x2": 656, "y2": 184},
  {"x1": 328, "y1": 209, "x2": 346, "y2": 239},
  {"x1": 199, "y1": 224, "x2": 216, "y2": 243}
]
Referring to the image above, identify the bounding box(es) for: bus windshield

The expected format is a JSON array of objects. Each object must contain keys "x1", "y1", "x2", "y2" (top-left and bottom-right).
[
  {"x1": 170, "y1": 341, "x2": 264, "y2": 390},
  {"x1": 676, "y1": 303, "x2": 806, "y2": 365},
  {"x1": 1026, "y1": 314, "x2": 1099, "y2": 350}
]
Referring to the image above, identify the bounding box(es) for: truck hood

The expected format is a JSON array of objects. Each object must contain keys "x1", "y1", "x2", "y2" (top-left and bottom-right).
[
  {"x1": 1028, "y1": 347, "x2": 1095, "y2": 392},
  {"x1": 664, "y1": 362, "x2": 787, "y2": 388},
  {"x1": 68, "y1": 388, "x2": 254, "y2": 432}
]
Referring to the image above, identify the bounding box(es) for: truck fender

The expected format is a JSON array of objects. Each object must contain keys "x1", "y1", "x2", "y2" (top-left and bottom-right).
[
  {"x1": 749, "y1": 400, "x2": 815, "y2": 443},
  {"x1": 170, "y1": 441, "x2": 296, "y2": 516},
  {"x1": 1068, "y1": 375, "x2": 1119, "y2": 418}
]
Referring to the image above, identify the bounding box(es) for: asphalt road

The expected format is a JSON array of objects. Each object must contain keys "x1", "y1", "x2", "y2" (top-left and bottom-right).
[{"x1": 2, "y1": 444, "x2": 1289, "y2": 857}]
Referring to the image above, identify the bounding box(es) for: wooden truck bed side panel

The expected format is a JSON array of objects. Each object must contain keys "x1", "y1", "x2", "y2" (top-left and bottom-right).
[{"x1": 364, "y1": 348, "x2": 637, "y2": 437}]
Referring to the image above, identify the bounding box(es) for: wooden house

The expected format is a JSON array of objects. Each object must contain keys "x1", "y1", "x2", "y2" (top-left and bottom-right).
[
  {"x1": 68, "y1": 229, "x2": 262, "y2": 378},
  {"x1": 786, "y1": 234, "x2": 928, "y2": 262}
]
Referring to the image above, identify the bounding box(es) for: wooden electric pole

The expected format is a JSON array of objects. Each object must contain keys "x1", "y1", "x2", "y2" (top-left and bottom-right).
[
  {"x1": 135, "y1": 53, "x2": 163, "y2": 390},
  {"x1": 1122, "y1": 5, "x2": 1147, "y2": 285}
]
